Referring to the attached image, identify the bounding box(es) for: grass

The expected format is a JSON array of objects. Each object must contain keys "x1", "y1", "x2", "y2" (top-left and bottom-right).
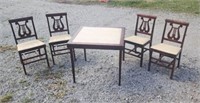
[
  {"x1": 0, "y1": 45, "x2": 16, "y2": 53},
  {"x1": 0, "y1": 93, "x2": 13, "y2": 103},
  {"x1": 108, "y1": 0, "x2": 200, "y2": 14},
  {"x1": 53, "y1": 0, "x2": 200, "y2": 14},
  {"x1": 46, "y1": 79, "x2": 68, "y2": 99},
  {"x1": 34, "y1": 69, "x2": 64, "y2": 82},
  {"x1": 19, "y1": 79, "x2": 31, "y2": 87}
]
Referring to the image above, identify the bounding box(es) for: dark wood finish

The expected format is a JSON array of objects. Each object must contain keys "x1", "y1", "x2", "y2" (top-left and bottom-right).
[
  {"x1": 119, "y1": 50, "x2": 122, "y2": 86},
  {"x1": 46, "y1": 12, "x2": 86, "y2": 64},
  {"x1": 9, "y1": 16, "x2": 37, "y2": 44},
  {"x1": 9, "y1": 16, "x2": 50, "y2": 75},
  {"x1": 148, "y1": 19, "x2": 189, "y2": 79},
  {"x1": 124, "y1": 14, "x2": 157, "y2": 67},
  {"x1": 70, "y1": 48, "x2": 76, "y2": 83},
  {"x1": 67, "y1": 27, "x2": 125, "y2": 86},
  {"x1": 46, "y1": 12, "x2": 70, "y2": 65},
  {"x1": 46, "y1": 12, "x2": 70, "y2": 36}
]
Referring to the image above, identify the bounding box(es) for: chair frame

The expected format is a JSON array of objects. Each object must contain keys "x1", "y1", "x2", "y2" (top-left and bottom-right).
[
  {"x1": 123, "y1": 14, "x2": 157, "y2": 67},
  {"x1": 46, "y1": 12, "x2": 73, "y2": 64},
  {"x1": 148, "y1": 19, "x2": 189, "y2": 79},
  {"x1": 9, "y1": 16, "x2": 50, "y2": 75},
  {"x1": 46, "y1": 12, "x2": 87, "y2": 64}
]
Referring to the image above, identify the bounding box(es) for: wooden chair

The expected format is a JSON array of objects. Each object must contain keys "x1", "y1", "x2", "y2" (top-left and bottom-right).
[
  {"x1": 148, "y1": 19, "x2": 189, "y2": 79},
  {"x1": 46, "y1": 12, "x2": 72, "y2": 64},
  {"x1": 9, "y1": 16, "x2": 50, "y2": 75},
  {"x1": 46, "y1": 12, "x2": 87, "y2": 64},
  {"x1": 123, "y1": 14, "x2": 157, "y2": 67}
]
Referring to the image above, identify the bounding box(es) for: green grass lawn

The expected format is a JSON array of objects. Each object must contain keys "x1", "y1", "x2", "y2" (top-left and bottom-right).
[
  {"x1": 55, "y1": 0, "x2": 200, "y2": 14},
  {"x1": 108, "y1": 0, "x2": 200, "y2": 14}
]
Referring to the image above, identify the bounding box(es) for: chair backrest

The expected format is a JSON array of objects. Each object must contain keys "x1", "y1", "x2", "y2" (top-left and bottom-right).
[
  {"x1": 46, "y1": 12, "x2": 70, "y2": 37},
  {"x1": 161, "y1": 19, "x2": 189, "y2": 48},
  {"x1": 9, "y1": 16, "x2": 38, "y2": 44},
  {"x1": 135, "y1": 14, "x2": 157, "y2": 45}
]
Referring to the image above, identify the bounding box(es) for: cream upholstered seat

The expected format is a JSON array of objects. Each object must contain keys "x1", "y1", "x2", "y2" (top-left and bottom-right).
[
  {"x1": 150, "y1": 43, "x2": 181, "y2": 56},
  {"x1": 125, "y1": 36, "x2": 150, "y2": 45},
  {"x1": 49, "y1": 34, "x2": 71, "y2": 44},
  {"x1": 17, "y1": 40, "x2": 45, "y2": 51}
]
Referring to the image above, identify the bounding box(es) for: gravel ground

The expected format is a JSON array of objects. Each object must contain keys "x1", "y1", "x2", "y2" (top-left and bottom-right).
[{"x1": 0, "y1": 0, "x2": 200, "y2": 103}]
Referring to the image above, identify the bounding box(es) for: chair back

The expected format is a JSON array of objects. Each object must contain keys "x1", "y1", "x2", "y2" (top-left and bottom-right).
[
  {"x1": 46, "y1": 12, "x2": 70, "y2": 37},
  {"x1": 9, "y1": 16, "x2": 38, "y2": 44},
  {"x1": 161, "y1": 19, "x2": 189, "y2": 48},
  {"x1": 135, "y1": 14, "x2": 157, "y2": 45}
]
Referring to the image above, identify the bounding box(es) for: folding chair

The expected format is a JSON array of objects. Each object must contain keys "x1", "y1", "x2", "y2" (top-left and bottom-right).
[
  {"x1": 123, "y1": 14, "x2": 157, "y2": 67},
  {"x1": 148, "y1": 19, "x2": 189, "y2": 79},
  {"x1": 46, "y1": 12, "x2": 87, "y2": 64},
  {"x1": 9, "y1": 16, "x2": 50, "y2": 75}
]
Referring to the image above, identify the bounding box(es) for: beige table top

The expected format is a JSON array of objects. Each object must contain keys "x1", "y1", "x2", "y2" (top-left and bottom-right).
[{"x1": 72, "y1": 27, "x2": 123, "y2": 45}]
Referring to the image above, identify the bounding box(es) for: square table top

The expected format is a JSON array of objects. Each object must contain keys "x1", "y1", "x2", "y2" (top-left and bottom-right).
[{"x1": 67, "y1": 26, "x2": 125, "y2": 49}]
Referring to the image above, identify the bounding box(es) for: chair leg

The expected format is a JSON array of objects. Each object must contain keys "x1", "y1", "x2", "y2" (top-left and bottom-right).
[
  {"x1": 140, "y1": 47, "x2": 144, "y2": 67},
  {"x1": 44, "y1": 46, "x2": 50, "y2": 68},
  {"x1": 177, "y1": 52, "x2": 182, "y2": 68},
  {"x1": 159, "y1": 54, "x2": 162, "y2": 59},
  {"x1": 84, "y1": 48, "x2": 87, "y2": 61},
  {"x1": 22, "y1": 64, "x2": 27, "y2": 75},
  {"x1": 148, "y1": 50, "x2": 152, "y2": 71},
  {"x1": 38, "y1": 48, "x2": 41, "y2": 56},
  {"x1": 49, "y1": 44, "x2": 55, "y2": 65},
  {"x1": 19, "y1": 52, "x2": 27, "y2": 75},
  {"x1": 170, "y1": 58, "x2": 176, "y2": 79}
]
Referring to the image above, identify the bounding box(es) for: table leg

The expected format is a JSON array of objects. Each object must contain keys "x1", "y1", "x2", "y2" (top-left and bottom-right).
[
  {"x1": 84, "y1": 48, "x2": 87, "y2": 61},
  {"x1": 119, "y1": 50, "x2": 122, "y2": 86},
  {"x1": 70, "y1": 48, "x2": 76, "y2": 83}
]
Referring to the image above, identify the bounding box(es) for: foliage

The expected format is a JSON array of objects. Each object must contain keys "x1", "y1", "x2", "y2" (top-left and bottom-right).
[
  {"x1": 108, "y1": 0, "x2": 200, "y2": 14},
  {"x1": 0, "y1": 93, "x2": 13, "y2": 103}
]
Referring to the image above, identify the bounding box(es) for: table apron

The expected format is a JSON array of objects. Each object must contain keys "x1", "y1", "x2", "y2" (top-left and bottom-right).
[{"x1": 67, "y1": 45, "x2": 124, "y2": 50}]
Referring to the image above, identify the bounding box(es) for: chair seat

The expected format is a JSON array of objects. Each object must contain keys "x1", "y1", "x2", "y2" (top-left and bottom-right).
[
  {"x1": 124, "y1": 35, "x2": 150, "y2": 45},
  {"x1": 49, "y1": 34, "x2": 71, "y2": 44},
  {"x1": 17, "y1": 40, "x2": 45, "y2": 51},
  {"x1": 151, "y1": 43, "x2": 181, "y2": 56}
]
